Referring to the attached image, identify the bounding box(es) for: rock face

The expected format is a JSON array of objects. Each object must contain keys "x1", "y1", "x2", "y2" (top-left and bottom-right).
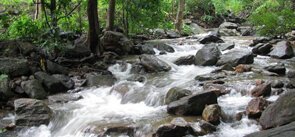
[
  {"x1": 245, "y1": 121, "x2": 295, "y2": 137},
  {"x1": 246, "y1": 98, "x2": 269, "y2": 119},
  {"x1": 21, "y1": 80, "x2": 47, "y2": 99},
  {"x1": 202, "y1": 104, "x2": 222, "y2": 125},
  {"x1": 167, "y1": 90, "x2": 218, "y2": 115},
  {"x1": 216, "y1": 50, "x2": 254, "y2": 67},
  {"x1": 251, "y1": 83, "x2": 271, "y2": 97},
  {"x1": 259, "y1": 92, "x2": 295, "y2": 129},
  {"x1": 14, "y1": 98, "x2": 52, "y2": 126},
  {"x1": 174, "y1": 55, "x2": 195, "y2": 65},
  {"x1": 0, "y1": 75, "x2": 13, "y2": 101},
  {"x1": 0, "y1": 58, "x2": 30, "y2": 77},
  {"x1": 101, "y1": 31, "x2": 133, "y2": 55},
  {"x1": 34, "y1": 71, "x2": 67, "y2": 93},
  {"x1": 268, "y1": 40, "x2": 294, "y2": 59},
  {"x1": 140, "y1": 55, "x2": 171, "y2": 73},
  {"x1": 85, "y1": 72, "x2": 116, "y2": 87},
  {"x1": 195, "y1": 45, "x2": 221, "y2": 66},
  {"x1": 164, "y1": 87, "x2": 192, "y2": 104}
]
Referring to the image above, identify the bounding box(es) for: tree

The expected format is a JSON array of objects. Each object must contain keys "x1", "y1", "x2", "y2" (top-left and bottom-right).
[
  {"x1": 106, "y1": 0, "x2": 116, "y2": 31},
  {"x1": 175, "y1": 0, "x2": 185, "y2": 33},
  {"x1": 87, "y1": 0, "x2": 101, "y2": 54},
  {"x1": 34, "y1": 0, "x2": 42, "y2": 20}
]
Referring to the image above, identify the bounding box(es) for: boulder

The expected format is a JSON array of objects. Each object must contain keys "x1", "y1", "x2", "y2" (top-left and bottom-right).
[
  {"x1": 153, "y1": 118, "x2": 194, "y2": 137},
  {"x1": 287, "y1": 70, "x2": 295, "y2": 78},
  {"x1": 190, "y1": 120, "x2": 217, "y2": 136},
  {"x1": 195, "y1": 73, "x2": 226, "y2": 82},
  {"x1": 251, "y1": 83, "x2": 271, "y2": 97},
  {"x1": 164, "y1": 87, "x2": 192, "y2": 104},
  {"x1": 198, "y1": 33, "x2": 224, "y2": 44},
  {"x1": 238, "y1": 26, "x2": 254, "y2": 36},
  {"x1": 167, "y1": 90, "x2": 218, "y2": 115},
  {"x1": 195, "y1": 45, "x2": 221, "y2": 66},
  {"x1": 0, "y1": 58, "x2": 30, "y2": 77},
  {"x1": 246, "y1": 98, "x2": 269, "y2": 119},
  {"x1": 63, "y1": 44, "x2": 91, "y2": 58},
  {"x1": 218, "y1": 42, "x2": 235, "y2": 51},
  {"x1": 14, "y1": 98, "x2": 52, "y2": 126},
  {"x1": 101, "y1": 31, "x2": 133, "y2": 55},
  {"x1": 146, "y1": 42, "x2": 175, "y2": 53},
  {"x1": 252, "y1": 43, "x2": 272, "y2": 55},
  {"x1": 0, "y1": 75, "x2": 13, "y2": 101},
  {"x1": 130, "y1": 44, "x2": 155, "y2": 55},
  {"x1": 166, "y1": 30, "x2": 181, "y2": 38},
  {"x1": 245, "y1": 121, "x2": 295, "y2": 137},
  {"x1": 85, "y1": 72, "x2": 116, "y2": 87},
  {"x1": 249, "y1": 37, "x2": 271, "y2": 47},
  {"x1": 34, "y1": 71, "x2": 67, "y2": 93},
  {"x1": 46, "y1": 60, "x2": 69, "y2": 75},
  {"x1": 259, "y1": 91, "x2": 295, "y2": 129},
  {"x1": 48, "y1": 93, "x2": 82, "y2": 104},
  {"x1": 264, "y1": 63, "x2": 286, "y2": 75},
  {"x1": 153, "y1": 28, "x2": 167, "y2": 38},
  {"x1": 216, "y1": 50, "x2": 254, "y2": 67},
  {"x1": 0, "y1": 41, "x2": 35, "y2": 57},
  {"x1": 219, "y1": 22, "x2": 239, "y2": 29},
  {"x1": 271, "y1": 80, "x2": 284, "y2": 88},
  {"x1": 203, "y1": 84, "x2": 230, "y2": 96},
  {"x1": 52, "y1": 74, "x2": 75, "y2": 90},
  {"x1": 202, "y1": 104, "x2": 222, "y2": 125},
  {"x1": 140, "y1": 55, "x2": 171, "y2": 73},
  {"x1": 174, "y1": 55, "x2": 195, "y2": 65},
  {"x1": 218, "y1": 28, "x2": 240, "y2": 36},
  {"x1": 21, "y1": 80, "x2": 47, "y2": 99},
  {"x1": 268, "y1": 40, "x2": 294, "y2": 59}
]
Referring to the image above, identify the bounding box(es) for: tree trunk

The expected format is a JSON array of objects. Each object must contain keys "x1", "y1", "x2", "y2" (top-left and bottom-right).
[
  {"x1": 50, "y1": 0, "x2": 57, "y2": 29},
  {"x1": 106, "y1": 0, "x2": 116, "y2": 31},
  {"x1": 175, "y1": 0, "x2": 185, "y2": 33},
  {"x1": 34, "y1": 0, "x2": 41, "y2": 20},
  {"x1": 87, "y1": 0, "x2": 100, "y2": 54}
]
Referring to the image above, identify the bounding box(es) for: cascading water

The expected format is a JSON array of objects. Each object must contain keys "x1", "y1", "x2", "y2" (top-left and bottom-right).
[{"x1": 15, "y1": 35, "x2": 280, "y2": 137}]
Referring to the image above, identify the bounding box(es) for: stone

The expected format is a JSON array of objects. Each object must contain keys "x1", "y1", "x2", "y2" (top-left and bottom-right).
[
  {"x1": 287, "y1": 70, "x2": 295, "y2": 78},
  {"x1": 251, "y1": 83, "x2": 271, "y2": 97},
  {"x1": 245, "y1": 121, "x2": 295, "y2": 137},
  {"x1": 271, "y1": 80, "x2": 284, "y2": 88},
  {"x1": 174, "y1": 55, "x2": 195, "y2": 65},
  {"x1": 167, "y1": 90, "x2": 218, "y2": 115},
  {"x1": 218, "y1": 42, "x2": 235, "y2": 51},
  {"x1": 101, "y1": 31, "x2": 133, "y2": 55},
  {"x1": 199, "y1": 33, "x2": 224, "y2": 44},
  {"x1": 269, "y1": 40, "x2": 294, "y2": 59},
  {"x1": 52, "y1": 74, "x2": 75, "y2": 90},
  {"x1": 252, "y1": 43, "x2": 272, "y2": 55},
  {"x1": 46, "y1": 60, "x2": 69, "y2": 74},
  {"x1": 195, "y1": 45, "x2": 221, "y2": 66},
  {"x1": 0, "y1": 58, "x2": 30, "y2": 77},
  {"x1": 203, "y1": 83, "x2": 230, "y2": 96},
  {"x1": 21, "y1": 80, "x2": 47, "y2": 99},
  {"x1": 85, "y1": 72, "x2": 116, "y2": 87},
  {"x1": 166, "y1": 30, "x2": 181, "y2": 38},
  {"x1": 140, "y1": 55, "x2": 171, "y2": 73},
  {"x1": 0, "y1": 41, "x2": 35, "y2": 57},
  {"x1": 216, "y1": 50, "x2": 254, "y2": 67},
  {"x1": 202, "y1": 104, "x2": 222, "y2": 125},
  {"x1": 64, "y1": 41, "x2": 91, "y2": 58},
  {"x1": 234, "y1": 64, "x2": 252, "y2": 73},
  {"x1": 153, "y1": 118, "x2": 194, "y2": 137},
  {"x1": 0, "y1": 75, "x2": 13, "y2": 101},
  {"x1": 259, "y1": 91, "x2": 295, "y2": 129},
  {"x1": 130, "y1": 44, "x2": 156, "y2": 55},
  {"x1": 164, "y1": 87, "x2": 192, "y2": 104},
  {"x1": 195, "y1": 73, "x2": 226, "y2": 82},
  {"x1": 34, "y1": 71, "x2": 67, "y2": 93},
  {"x1": 219, "y1": 22, "x2": 239, "y2": 29},
  {"x1": 145, "y1": 42, "x2": 175, "y2": 53},
  {"x1": 48, "y1": 93, "x2": 82, "y2": 104},
  {"x1": 190, "y1": 120, "x2": 217, "y2": 136},
  {"x1": 14, "y1": 98, "x2": 52, "y2": 126},
  {"x1": 264, "y1": 63, "x2": 286, "y2": 75},
  {"x1": 246, "y1": 98, "x2": 269, "y2": 119},
  {"x1": 218, "y1": 28, "x2": 240, "y2": 36}
]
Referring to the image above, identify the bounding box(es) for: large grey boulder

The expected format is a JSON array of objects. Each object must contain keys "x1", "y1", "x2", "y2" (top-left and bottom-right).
[
  {"x1": 174, "y1": 55, "x2": 195, "y2": 65},
  {"x1": 219, "y1": 22, "x2": 239, "y2": 29},
  {"x1": 34, "y1": 71, "x2": 67, "y2": 93},
  {"x1": 52, "y1": 74, "x2": 75, "y2": 89},
  {"x1": 164, "y1": 87, "x2": 192, "y2": 104},
  {"x1": 85, "y1": 72, "x2": 116, "y2": 87},
  {"x1": 0, "y1": 58, "x2": 30, "y2": 77},
  {"x1": 101, "y1": 31, "x2": 133, "y2": 55},
  {"x1": 216, "y1": 50, "x2": 254, "y2": 67},
  {"x1": 0, "y1": 75, "x2": 14, "y2": 101},
  {"x1": 21, "y1": 80, "x2": 47, "y2": 99},
  {"x1": 259, "y1": 91, "x2": 295, "y2": 129},
  {"x1": 199, "y1": 34, "x2": 224, "y2": 44},
  {"x1": 14, "y1": 98, "x2": 52, "y2": 126},
  {"x1": 269, "y1": 40, "x2": 294, "y2": 59},
  {"x1": 195, "y1": 45, "x2": 221, "y2": 66},
  {"x1": 246, "y1": 121, "x2": 295, "y2": 137},
  {"x1": 139, "y1": 55, "x2": 171, "y2": 73},
  {"x1": 46, "y1": 60, "x2": 69, "y2": 75},
  {"x1": 167, "y1": 90, "x2": 217, "y2": 115}
]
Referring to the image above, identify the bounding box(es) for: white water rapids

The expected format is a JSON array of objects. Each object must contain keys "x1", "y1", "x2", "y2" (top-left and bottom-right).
[{"x1": 15, "y1": 35, "x2": 280, "y2": 137}]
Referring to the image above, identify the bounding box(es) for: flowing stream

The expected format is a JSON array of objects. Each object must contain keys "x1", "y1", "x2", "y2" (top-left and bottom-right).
[{"x1": 16, "y1": 35, "x2": 283, "y2": 137}]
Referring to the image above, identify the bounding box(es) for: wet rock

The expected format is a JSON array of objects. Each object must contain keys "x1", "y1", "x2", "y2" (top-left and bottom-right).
[
  {"x1": 85, "y1": 72, "x2": 116, "y2": 87},
  {"x1": 130, "y1": 44, "x2": 155, "y2": 55},
  {"x1": 249, "y1": 37, "x2": 271, "y2": 47},
  {"x1": 216, "y1": 50, "x2": 254, "y2": 67},
  {"x1": 218, "y1": 28, "x2": 240, "y2": 36},
  {"x1": 218, "y1": 42, "x2": 235, "y2": 51},
  {"x1": 153, "y1": 28, "x2": 167, "y2": 38},
  {"x1": 21, "y1": 80, "x2": 47, "y2": 99},
  {"x1": 203, "y1": 84, "x2": 230, "y2": 97},
  {"x1": 195, "y1": 45, "x2": 221, "y2": 66},
  {"x1": 145, "y1": 42, "x2": 175, "y2": 53},
  {"x1": 34, "y1": 71, "x2": 67, "y2": 93},
  {"x1": 139, "y1": 55, "x2": 171, "y2": 73},
  {"x1": 164, "y1": 87, "x2": 192, "y2": 104},
  {"x1": 153, "y1": 118, "x2": 194, "y2": 137},
  {"x1": 0, "y1": 41, "x2": 35, "y2": 57},
  {"x1": 246, "y1": 121, "x2": 295, "y2": 137},
  {"x1": 252, "y1": 43, "x2": 272, "y2": 55},
  {"x1": 259, "y1": 91, "x2": 295, "y2": 129},
  {"x1": 101, "y1": 31, "x2": 133, "y2": 55},
  {"x1": 219, "y1": 22, "x2": 239, "y2": 29},
  {"x1": 286, "y1": 81, "x2": 295, "y2": 89},
  {"x1": 174, "y1": 55, "x2": 195, "y2": 65},
  {"x1": 251, "y1": 83, "x2": 271, "y2": 97},
  {"x1": 202, "y1": 104, "x2": 222, "y2": 125},
  {"x1": 100, "y1": 126, "x2": 135, "y2": 137},
  {"x1": 195, "y1": 73, "x2": 226, "y2": 82},
  {"x1": 268, "y1": 40, "x2": 294, "y2": 59},
  {"x1": 0, "y1": 75, "x2": 13, "y2": 101},
  {"x1": 271, "y1": 80, "x2": 284, "y2": 88},
  {"x1": 52, "y1": 74, "x2": 75, "y2": 89},
  {"x1": 130, "y1": 63, "x2": 146, "y2": 74},
  {"x1": 48, "y1": 93, "x2": 82, "y2": 104},
  {"x1": 46, "y1": 60, "x2": 69, "y2": 75},
  {"x1": 246, "y1": 98, "x2": 269, "y2": 119},
  {"x1": 64, "y1": 42, "x2": 91, "y2": 58},
  {"x1": 239, "y1": 26, "x2": 254, "y2": 36},
  {"x1": 14, "y1": 98, "x2": 52, "y2": 126},
  {"x1": 167, "y1": 90, "x2": 218, "y2": 115},
  {"x1": 198, "y1": 33, "x2": 224, "y2": 44},
  {"x1": 166, "y1": 30, "x2": 181, "y2": 38},
  {"x1": 264, "y1": 63, "x2": 286, "y2": 75},
  {"x1": 271, "y1": 88, "x2": 284, "y2": 96},
  {"x1": 234, "y1": 64, "x2": 252, "y2": 73},
  {"x1": 190, "y1": 120, "x2": 217, "y2": 136},
  {"x1": 287, "y1": 70, "x2": 295, "y2": 78},
  {"x1": 0, "y1": 58, "x2": 30, "y2": 77}
]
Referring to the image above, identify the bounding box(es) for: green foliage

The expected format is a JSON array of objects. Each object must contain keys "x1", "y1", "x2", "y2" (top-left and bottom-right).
[{"x1": 0, "y1": 74, "x2": 8, "y2": 81}]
